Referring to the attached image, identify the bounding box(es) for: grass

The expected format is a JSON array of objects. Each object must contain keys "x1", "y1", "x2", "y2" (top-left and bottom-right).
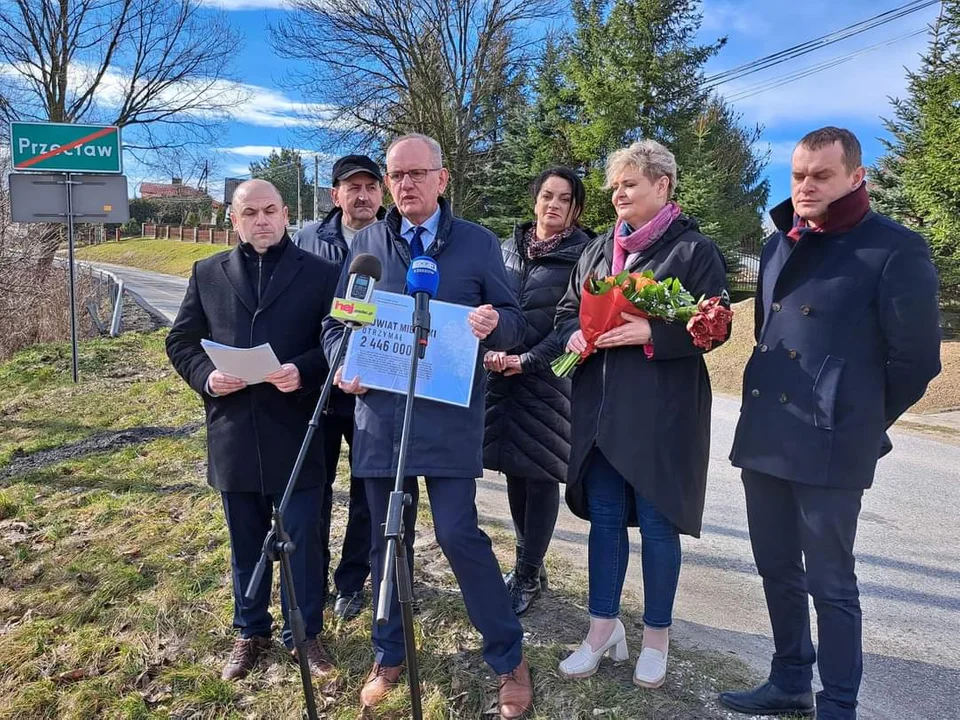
[
  {"x1": 706, "y1": 298, "x2": 960, "y2": 415},
  {"x1": 0, "y1": 331, "x2": 758, "y2": 719},
  {"x1": 74, "y1": 238, "x2": 228, "y2": 278}
]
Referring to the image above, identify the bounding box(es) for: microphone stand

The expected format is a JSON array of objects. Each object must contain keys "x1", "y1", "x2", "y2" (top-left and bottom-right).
[
  {"x1": 245, "y1": 325, "x2": 355, "y2": 720},
  {"x1": 376, "y1": 305, "x2": 429, "y2": 720}
]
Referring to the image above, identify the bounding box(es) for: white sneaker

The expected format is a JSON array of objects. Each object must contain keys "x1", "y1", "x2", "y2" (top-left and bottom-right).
[
  {"x1": 633, "y1": 645, "x2": 668, "y2": 689},
  {"x1": 558, "y1": 619, "x2": 629, "y2": 680}
]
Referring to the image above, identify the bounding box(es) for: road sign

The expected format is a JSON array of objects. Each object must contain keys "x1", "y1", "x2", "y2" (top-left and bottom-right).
[
  {"x1": 7, "y1": 170, "x2": 130, "y2": 383},
  {"x1": 9, "y1": 173, "x2": 130, "y2": 223},
  {"x1": 10, "y1": 121, "x2": 123, "y2": 173}
]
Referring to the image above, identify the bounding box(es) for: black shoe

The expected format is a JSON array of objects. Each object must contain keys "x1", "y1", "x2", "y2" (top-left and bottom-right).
[
  {"x1": 510, "y1": 562, "x2": 542, "y2": 616},
  {"x1": 333, "y1": 591, "x2": 364, "y2": 620},
  {"x1": 504, "y1": 562, "x2": 547, "y2": 591},
  {"x1": 719, "y1": 681, "x2": 815, "y2": 717}
]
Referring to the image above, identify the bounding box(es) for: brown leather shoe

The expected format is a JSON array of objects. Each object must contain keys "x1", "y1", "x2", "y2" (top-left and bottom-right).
[
  {"x1": 292, "y1": 637, "x2": 336, "y2": 679},
  {"x1": 498, "y1": 657, "x2": 533, "y2": 719},
  {"x1": 360, "y1": 663, "x2": 404, "y2": 707},
  {"x1": 221, "y1": 636, "x2": 271, "y2": 681}
]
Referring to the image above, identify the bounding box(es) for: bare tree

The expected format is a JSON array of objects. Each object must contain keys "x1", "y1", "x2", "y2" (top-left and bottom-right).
[
  {"x1": 0, "y1": 0, "x2": 244, "y2": 265},
  {"x1": 0, "y1": 0, "x2": 244, "y2": 160},
  {"x1": 273, "y1": 0, "x2": 557, "y2": 217}
]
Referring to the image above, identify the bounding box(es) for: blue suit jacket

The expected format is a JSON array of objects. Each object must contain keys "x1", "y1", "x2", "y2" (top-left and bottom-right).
[
  {"x1": 321, "y1": 198, "x2": 525, "y2": 480},
  {"x1": 730, "y1": 200, "x2": 941, "y2": 489}
]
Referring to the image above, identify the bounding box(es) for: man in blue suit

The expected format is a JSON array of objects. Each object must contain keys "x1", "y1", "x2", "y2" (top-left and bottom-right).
[{"x1": 720, "y1": 127, "x2": 942, "y2": 720}]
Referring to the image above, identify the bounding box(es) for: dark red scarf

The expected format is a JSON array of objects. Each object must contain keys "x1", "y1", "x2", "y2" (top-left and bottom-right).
[{"x1": 787, "y1": 182, "x2": 870, "y2": 242}]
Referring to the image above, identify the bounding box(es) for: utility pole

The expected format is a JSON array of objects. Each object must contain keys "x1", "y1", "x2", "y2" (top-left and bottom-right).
[
  {"x1": 296, "y1": 158, "x2": 302, "y2": 229},
  {"x1": 314, "y1": 154, "x2": 320, "y2": 223}
]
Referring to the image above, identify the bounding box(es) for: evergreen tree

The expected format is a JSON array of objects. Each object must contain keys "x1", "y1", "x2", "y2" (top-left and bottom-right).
[
  {"x1": 675, "y1": 100, "x2": 769, "y2": 268},
  {"x1": 248, "y1": 148, "x2": 313, "y2": 224},
  {"x1": 872, "y1": 2, "x2": 960, "y2": 299},
  {"x1": 563, "y1": 0, "x2": 724, "y2": 229}
]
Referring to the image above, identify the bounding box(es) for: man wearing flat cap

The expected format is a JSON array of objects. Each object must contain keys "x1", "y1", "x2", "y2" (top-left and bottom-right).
[{"x1": 294, "y1": 154, "x2": 386, "y2": 620}]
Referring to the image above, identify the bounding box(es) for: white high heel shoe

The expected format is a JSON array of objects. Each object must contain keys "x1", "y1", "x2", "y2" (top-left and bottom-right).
[
  {"x1": 633, "y1": 645, "x2": 668, "y2": 689},
  {"x1": 558, "y1": 619, "x2": 629, "y2": 679}
]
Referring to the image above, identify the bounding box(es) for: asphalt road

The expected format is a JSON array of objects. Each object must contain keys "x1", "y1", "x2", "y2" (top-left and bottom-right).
[
  {"x1": 99, "y1": 260, "x2": 960, "y2": 720},
  {"x1": 89, "y1": 261, "x2": 188, "y2": 323},
  {"x1": 476, "y1": 400, "x2": 960, "y2": 720}
]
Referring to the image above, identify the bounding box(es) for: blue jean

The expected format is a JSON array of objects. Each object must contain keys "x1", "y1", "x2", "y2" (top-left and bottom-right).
[{"x1": 584, "y1": 451, "x2": 681, "y2": 628}]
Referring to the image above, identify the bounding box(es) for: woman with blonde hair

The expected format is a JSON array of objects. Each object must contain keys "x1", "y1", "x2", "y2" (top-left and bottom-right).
[{"x1": 555, "y1": 140, "x2": 729, "y2": 689}]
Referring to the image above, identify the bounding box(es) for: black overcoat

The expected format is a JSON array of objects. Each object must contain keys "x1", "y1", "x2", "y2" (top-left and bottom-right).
[
  {"x1": 483, "y1": 222, "x2": 592, "y2": 483},
  {"x1": 730, "y1": 201, "x2": 942, "y2": 488},
  {"x1": 166, "y1": 238, "x2": 339, "y2": 494},
  {"x1": 555, "y1": 215, "x2": 729, "y2": 537}
]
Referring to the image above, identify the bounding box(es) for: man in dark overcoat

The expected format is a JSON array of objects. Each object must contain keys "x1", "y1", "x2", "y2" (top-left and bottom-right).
[
  {"x1": 166, "y1": 179, "x2": 340, "y2": 682},
  {"x1": 721, "y1": 127, "x2": 942, "y2": 720}
]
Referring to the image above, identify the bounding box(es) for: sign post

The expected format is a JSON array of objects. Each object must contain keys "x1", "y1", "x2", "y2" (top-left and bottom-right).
[
  {"x1": 66, "y1": 176, "x2": 79, "y2": 382},
  {"x1": 8, "y1": 121, "x2": 127, "y2": 382}
]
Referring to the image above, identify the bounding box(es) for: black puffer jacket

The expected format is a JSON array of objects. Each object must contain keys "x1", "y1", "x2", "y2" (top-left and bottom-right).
[{"x1": 483, "y1": 222, "x2": 593, "y2": 483}]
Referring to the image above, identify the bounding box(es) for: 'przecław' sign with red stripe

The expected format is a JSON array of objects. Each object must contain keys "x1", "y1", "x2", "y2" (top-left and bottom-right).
[{"x1": 10, "y1": 122, "x2": 123, "y2": 173}]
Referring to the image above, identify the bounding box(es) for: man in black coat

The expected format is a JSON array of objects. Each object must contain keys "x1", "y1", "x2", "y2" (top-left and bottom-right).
[
  {"x1": 293, "y1": 155, "x2": 386, "y2": 621},
  {"x1": 166, "y1": 179, "x2": 340, "y2": 682},
  {"x1": 721, "y1": 128, "x2": 942, "y2": 720}
]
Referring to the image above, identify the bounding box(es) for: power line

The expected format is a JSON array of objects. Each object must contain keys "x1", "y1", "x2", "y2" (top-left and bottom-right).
[
  {"x1": 723, "y1": 28, "x2": 927, "y2": 103},
  {"x1": 704, "y1": 0, "x2": 939, "y2": 88}
]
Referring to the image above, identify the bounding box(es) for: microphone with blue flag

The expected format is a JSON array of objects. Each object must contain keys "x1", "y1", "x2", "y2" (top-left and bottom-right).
[{"x1": 406, "y1": 256, "x2": 439, "y2": 358}]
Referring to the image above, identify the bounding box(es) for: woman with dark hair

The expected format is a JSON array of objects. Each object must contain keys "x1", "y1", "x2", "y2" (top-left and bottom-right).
[{"x1": 483, "y1": 166, "x2": 593, "y2": 616}]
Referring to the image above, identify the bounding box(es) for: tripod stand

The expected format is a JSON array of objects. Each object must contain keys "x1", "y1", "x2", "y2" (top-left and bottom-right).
[
  {"x1": 375, "y1": 326, "x2": 427, "y2": 720},
  {"x1": 245, "y1": 327, "x2": 354, "y2": 720}
]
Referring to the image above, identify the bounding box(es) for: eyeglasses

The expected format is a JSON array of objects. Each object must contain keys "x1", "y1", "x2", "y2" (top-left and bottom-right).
[{"x1": 386, "y1": 168, "x2": 442, "y2": 183}]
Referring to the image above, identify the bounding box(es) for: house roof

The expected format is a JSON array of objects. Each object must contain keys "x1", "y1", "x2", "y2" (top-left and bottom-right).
[{"x1": 141, "y1": 182, "x2": 209, "y2": 200}]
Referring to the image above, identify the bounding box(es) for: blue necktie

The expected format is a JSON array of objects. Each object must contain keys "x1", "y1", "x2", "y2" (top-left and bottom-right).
[{"x1": 410, "y1": 226, "x2": 426, "y2": 258}]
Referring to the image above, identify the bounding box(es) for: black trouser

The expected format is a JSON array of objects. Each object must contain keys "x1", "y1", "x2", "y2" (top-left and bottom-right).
[
  {"x1": 742, "y1": 470, "x2": 863, "y2": 720},
  {"x1": 221, "y1": 487, "x2": 325, "y2": 649},
  {"x1": 320, "y1": 413, "x2": 371, "y2": 596},
  {"x1": 506, "y1": 476, "x2": 560, "y2": 570}
]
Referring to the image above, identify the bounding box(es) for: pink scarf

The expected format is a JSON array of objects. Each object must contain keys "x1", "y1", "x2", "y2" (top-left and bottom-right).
[{"x1": 612, "y1": 201, "x2": 681, "y2": 274}]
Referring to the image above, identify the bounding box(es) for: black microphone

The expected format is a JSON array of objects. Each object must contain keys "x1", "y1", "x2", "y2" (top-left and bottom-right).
[{"x1": 330, "y1": 253, "x2": 382, "y2": 327}]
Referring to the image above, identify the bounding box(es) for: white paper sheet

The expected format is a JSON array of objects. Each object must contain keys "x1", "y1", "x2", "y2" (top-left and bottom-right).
[{"x1": 200, "y1": 339, "x2": 281, "y2": 384}]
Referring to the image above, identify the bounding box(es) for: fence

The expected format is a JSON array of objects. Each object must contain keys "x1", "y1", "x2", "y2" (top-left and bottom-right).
[
  {"x1": 729, "y1": 237, "x2": 763, "y2": 296},
  {"x1": 142, "y1": 224, "x2": 241, "y2": 245}
]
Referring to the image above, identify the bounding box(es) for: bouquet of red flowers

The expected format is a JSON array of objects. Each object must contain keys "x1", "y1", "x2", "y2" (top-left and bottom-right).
[{"x1": 551, "y1": 270, "x2": 732, "y2": 377}]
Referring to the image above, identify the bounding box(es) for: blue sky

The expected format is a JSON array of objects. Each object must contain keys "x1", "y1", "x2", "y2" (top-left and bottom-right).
[{"x1": 148, "y1": 0, "x2": 939, "y2": 216}]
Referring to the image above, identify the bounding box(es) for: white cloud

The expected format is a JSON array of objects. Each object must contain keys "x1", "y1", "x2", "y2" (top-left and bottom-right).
[
  {"x1": 701, "y1": 1, "x2": 772, "y2": 37},
  {"x1": 216, "y1": 145, "x2": 314, "y2": 157},
  {"x1": 1, "y1": 61, "x2": 335, "y2": 129},
  {"x1": 196, "y1": 0, "x2": 291, "y2": 8},
  {"x1": 754, "y1": 140, "x2": 797, "y2": 166}
]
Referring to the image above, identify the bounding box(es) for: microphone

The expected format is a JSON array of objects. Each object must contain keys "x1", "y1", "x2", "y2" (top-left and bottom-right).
[
  {"x1": 406, "y1": 256, "x2": 440, "y2": 358},
  {"x1": 330, "y1": 253, "x2": 382, "y2": 327}
]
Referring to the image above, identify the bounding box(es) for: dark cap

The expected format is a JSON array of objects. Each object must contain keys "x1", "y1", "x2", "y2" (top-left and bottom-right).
[{"x1": 332, "y1": 154, "x2": 383, "y2": 185}]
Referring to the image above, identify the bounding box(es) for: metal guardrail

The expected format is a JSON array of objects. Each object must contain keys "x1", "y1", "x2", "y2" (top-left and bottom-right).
[{"x1": 54, "y1": 257, "x2": 124, "y2": 336}]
